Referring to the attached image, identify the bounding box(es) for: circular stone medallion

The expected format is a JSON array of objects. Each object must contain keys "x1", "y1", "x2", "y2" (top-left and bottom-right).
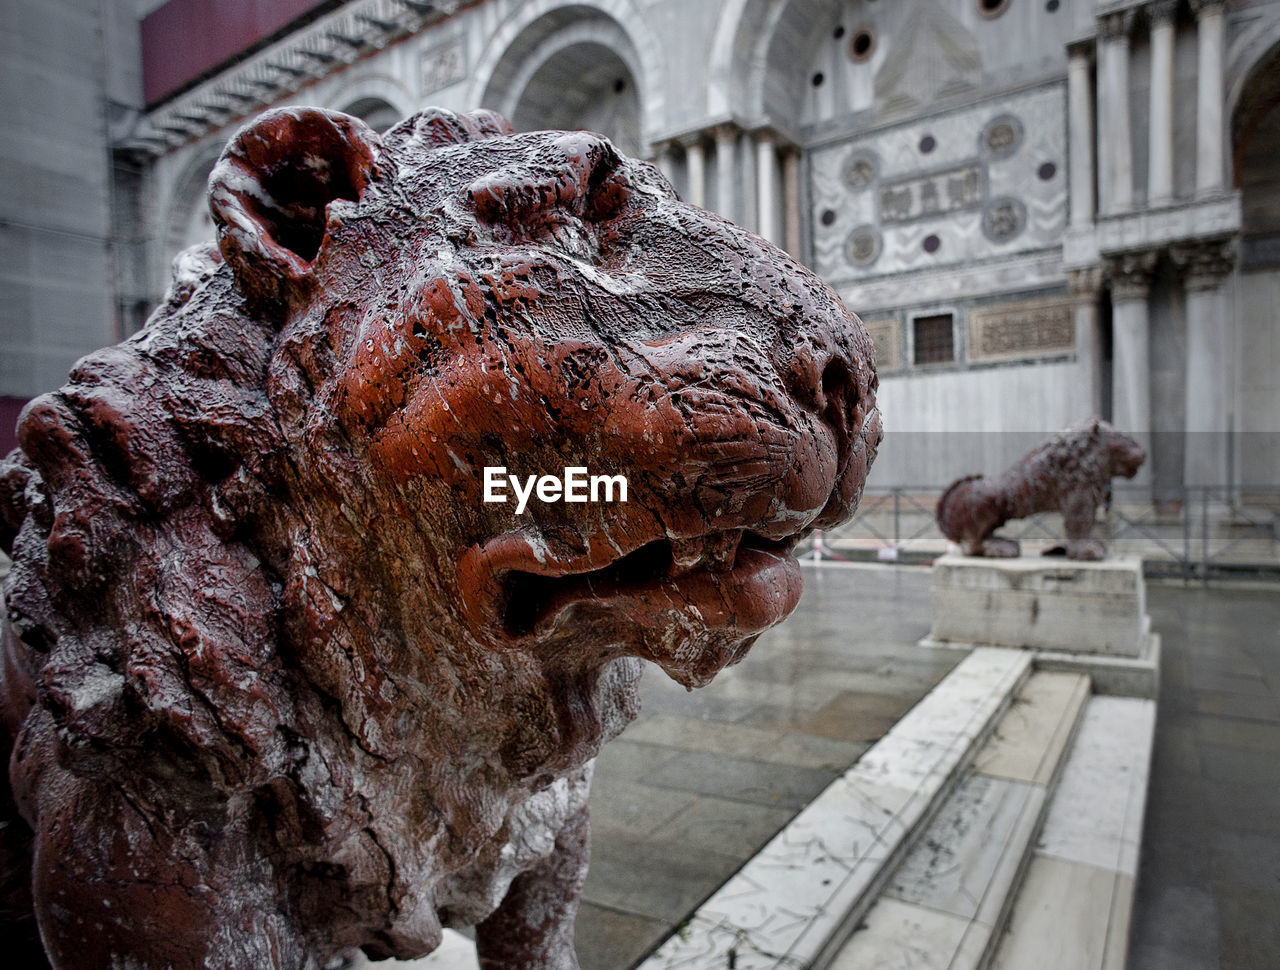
[
  {"x1": 845, "y1": 225, "x2": 882, "y2": 266},
  {"x1": 842, "y1": 151, "x2": 878, "y2": 190},
  {"x1": 981, "y1": 196, "x2": 1027, "y2": 242},
  {"x1": 981, "y1": 114, "x2": 1024, "y2": 159}
]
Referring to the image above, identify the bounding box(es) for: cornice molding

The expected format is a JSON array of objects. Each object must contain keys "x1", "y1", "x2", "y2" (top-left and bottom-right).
[{"x1": 120, "y1": 0, "x2": 460, "y2": 157}]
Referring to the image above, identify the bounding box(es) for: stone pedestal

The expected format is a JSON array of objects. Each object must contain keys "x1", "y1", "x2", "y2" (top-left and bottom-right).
[{"x1": 921, "y1": 555, "x2": 1159, "y2": 697}]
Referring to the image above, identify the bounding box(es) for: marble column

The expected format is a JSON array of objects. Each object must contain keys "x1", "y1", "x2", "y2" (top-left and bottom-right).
[
  {"x1": 1107, "y1": 252, "x2": 1157, "y2": 482},
  {"x1": 1193, "y1": 0, "x2": 1226, "y2": 195},
  {"x1": 1067, "y1": 42, "x2": 1096, "y2": 229},
  {"x1": 740, "y1": 130, "x2": 758, "y2": 233},
  {"x1": 684, "y1": 136, "x2": 707, "y2": 210},
  {"x1": 755, "y1": 131, "x2": 779, "y2": 245},
  {"x1": 1097, "y1": 11, "x2": 1134, "y2": 213},
  {"x1": 714, "y1": 125, "x2": 737, "y2": 222},
  {"x1": 1174, "y1": 240, "x2": 1236, "y2": 485},
  {"x1": 782, "y1": 149, "x2": 802, "y2": 260},
  {"x1": 654, "y1": 142, "x2": 679, "y2": 189},
  {"x1": 1147, "y1": 1, "x2": 1176, "y2": 204},
  {"x1": 1069, "y1": 266, "x2": 1105, "y2": 417}
]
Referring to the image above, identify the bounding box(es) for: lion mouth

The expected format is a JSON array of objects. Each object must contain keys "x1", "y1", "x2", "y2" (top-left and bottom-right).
[{"x1": 489, "y1": 529, "x2": 803, "y2": 644}]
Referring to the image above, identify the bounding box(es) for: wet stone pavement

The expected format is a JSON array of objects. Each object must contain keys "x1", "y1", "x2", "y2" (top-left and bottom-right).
[
  {"x1": 575, "y1": 564, "x2": 960, "y2": 969},
  {"x1": 577, "y1": 567, "x2": 1280, "y2": 970},
  {"x1": 1127, "y1": 582, "x2": 1280, "y2": 970}
]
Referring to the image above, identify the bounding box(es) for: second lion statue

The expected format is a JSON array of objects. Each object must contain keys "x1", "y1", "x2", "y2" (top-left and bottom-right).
[
  {"x1": 0, "y1": 107, "x2": 881, "y2": 968},
  {"x1": 936, "y1": 417, "x2": 1144, "y2": 560}
]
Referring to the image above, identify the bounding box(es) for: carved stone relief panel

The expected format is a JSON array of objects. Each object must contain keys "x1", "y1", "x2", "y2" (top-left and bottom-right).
[
  {"x1": 862, "y1": 317, "x2": 902, "y2": 372},
  {"x1": 967, "y1": 296, "x2": 1075, "y2": 363}
]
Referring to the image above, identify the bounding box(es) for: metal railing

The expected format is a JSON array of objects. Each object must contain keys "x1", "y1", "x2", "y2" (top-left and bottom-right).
[{"x1": 803, "y1": 484, "x2": 1280, "y2": 581}]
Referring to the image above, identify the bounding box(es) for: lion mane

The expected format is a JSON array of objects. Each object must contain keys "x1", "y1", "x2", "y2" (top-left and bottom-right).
[
  {"x1": 0, "y1": 110, "x2": 636, "y2": 964},
  {"x1": 935, "y1": 417, "x2": 1145, "y2": 560}
]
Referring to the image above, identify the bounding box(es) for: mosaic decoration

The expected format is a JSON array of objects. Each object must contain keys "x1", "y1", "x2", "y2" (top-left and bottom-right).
[
  {"x1": 847, "y1": 224, "x2": 883, "y2": 265},
  {"x1": 843, "y1": 150, "x2": 879, "y2": 190},
  {"x1": 981, "y1": 114, "x2": 1024, "y2": 159},
  {"x1": 982, "y1": 196, "x2": 1027, "y2": 242},
  {"x1": 810, "y1": 84, "x2": 1067, "y2": 283}
]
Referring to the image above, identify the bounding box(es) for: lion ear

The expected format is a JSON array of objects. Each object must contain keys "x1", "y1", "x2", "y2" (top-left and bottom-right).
[{"x1": 209, "y1": 107, "x2": 380, "y2": 315}]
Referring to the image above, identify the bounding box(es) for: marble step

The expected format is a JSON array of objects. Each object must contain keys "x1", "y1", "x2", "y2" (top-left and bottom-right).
[
  {"x1": 989, "y1": 695, "x2": 1157, "y2": 970},
  {"x1": 345, "y1": 649, "x2": 1034, "y2": 970},
  {"x1": 634, "y1": 647, "x2": 1033, "y2": 970},
  {"x1": 826, "y1": 670, "x2": 1092, "y2": 970}
]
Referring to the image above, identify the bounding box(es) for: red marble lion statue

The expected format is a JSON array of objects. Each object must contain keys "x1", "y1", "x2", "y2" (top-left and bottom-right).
[{"x1": 0, "y1": 107, "x2": 880, "y2": 968}]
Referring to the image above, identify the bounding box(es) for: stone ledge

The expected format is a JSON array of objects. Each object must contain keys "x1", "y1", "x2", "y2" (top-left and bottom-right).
[
  {"x1": 634, "y1": 649, "x2": 1032, "y2": 970},
  {"x1": 989, "y1": 695, "x2": 1157, "y2": 970},
  {"x1": 828, "y1": 672, "x2": 1092, "y2": 970},
  {"x1": 919, "y1": 633, "x2": 1160, "y2": 700}
]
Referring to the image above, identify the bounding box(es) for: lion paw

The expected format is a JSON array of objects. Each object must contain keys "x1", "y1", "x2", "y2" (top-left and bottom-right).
[
  {"x1": 977, "y1": 537, "x2": 1020, "y2": 558},
  {"x1": 1066, "y1": 539, "x2": 1106, "y2": 561}
]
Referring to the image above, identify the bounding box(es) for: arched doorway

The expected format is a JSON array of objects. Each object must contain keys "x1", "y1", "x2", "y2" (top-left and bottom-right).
[
  {"x1": 479, "y1": 8, "x2": 645, "y2": 158},
  {"x1": 511, "y1": 43, "x2": 640, "y2": 157},
  {"x1": 340, "y1": 96, "x2": 402, "y2": 133},
  {"x1": 1231, "y1": 39, "x2": 1280, "y2": 492},
  {"x1": 164, "y1": 152, "x2": 221, "y2": 258}
]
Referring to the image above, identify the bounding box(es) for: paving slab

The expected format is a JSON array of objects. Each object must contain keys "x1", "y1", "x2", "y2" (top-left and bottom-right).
[
  {"x1": 1036, "y1": 697, "x2": 1155, "y2": 879},
  {"x1": 991, "y1": 855, "x2": 1133, "y2": 970},
  {"x1": 885, "y1": 772, "x2": 1041, "y2": 921},
  {"x1": 828, "y1": 896, "x2": 976, "y2": 970},
  {"x1": 1130, "y1": 583, "x2": 1280, "y2": 969},
  {"x1": 642, "y1": 749, "x2": 836, "y2": 809}
]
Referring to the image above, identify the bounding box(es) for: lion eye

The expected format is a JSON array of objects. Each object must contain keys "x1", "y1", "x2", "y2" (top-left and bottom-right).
[{"x1": 467, "y1": 132, "x2": 630, "y2": 229}]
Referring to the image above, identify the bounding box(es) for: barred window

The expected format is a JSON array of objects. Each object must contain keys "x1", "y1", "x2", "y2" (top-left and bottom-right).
[{"x1": 913, "y1": 313, "x2": 955, "y2": 365}]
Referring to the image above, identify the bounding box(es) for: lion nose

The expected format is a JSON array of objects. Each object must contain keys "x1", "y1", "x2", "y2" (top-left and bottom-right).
[
  {"x1": 467, "y1": 132, "x2": 630, "y2": 226},
  {"x1": 782, "y1": 337, "x2": 866, "y2": 450}
]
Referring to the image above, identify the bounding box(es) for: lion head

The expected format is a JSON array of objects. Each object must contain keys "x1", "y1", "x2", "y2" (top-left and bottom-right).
[{"x1": 0, "y1": 107, "x2": 879, "y2": 964}]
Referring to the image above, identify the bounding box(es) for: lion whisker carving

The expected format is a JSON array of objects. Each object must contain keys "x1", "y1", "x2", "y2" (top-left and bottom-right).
[{"x1": 0, "y1": 106, "x2": 880, "y2": 969}]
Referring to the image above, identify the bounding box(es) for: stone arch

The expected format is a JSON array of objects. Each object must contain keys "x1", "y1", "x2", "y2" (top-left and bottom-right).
[
  {"x1": 331, "y1": 73, "x2": 415, "y2": 131},
  {"x1": 706, "y1": 0, "x2": 771, "y2": 120},
  {"x1": 1226, "y1": 9, "x2": 1280, "y2": 141},
  {"x1": 339, "y1": 97, "x2": 402, "y2": 133},
  {"x1": 470, "y1": 0, "x2": 664, "y2": 147},
  {"x1": 1227, "y1": 14, "x2": 1280, "y2": 193},
  {"x1": 1227, "y1": 25, "x2": 1280, "y2": 486},
  {"x1": 711, "y1": 0, "x2": 883, "y2": 130},
  {"x1": 708, "y1": 0, "x2": 793, "y2": 126},
  {"x1": 715, "y1": 0, "x2": 986, "y2": 132},
  {"x1": 1231, "y1": 34, "x2": 1280, "y2": 250},
  {"x1": 760, "y1": 0, "x2": 843, "y2": 125},
  {"x1": 163, "y1": 146, "x2": 224, "y2": 260},
  {"x1": 506, "y1": 29, "x2": 642, "y2": 157}
]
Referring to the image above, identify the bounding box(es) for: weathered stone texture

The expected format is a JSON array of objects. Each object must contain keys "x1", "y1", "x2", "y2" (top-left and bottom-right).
[{"x1": 0, "y1": 106, "x2": 879, "y2": 968}]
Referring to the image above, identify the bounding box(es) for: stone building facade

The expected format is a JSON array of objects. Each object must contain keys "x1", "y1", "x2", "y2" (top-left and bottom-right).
[{"x1": 3, "y1": 0, "x2": 1279, "y2": 495}]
